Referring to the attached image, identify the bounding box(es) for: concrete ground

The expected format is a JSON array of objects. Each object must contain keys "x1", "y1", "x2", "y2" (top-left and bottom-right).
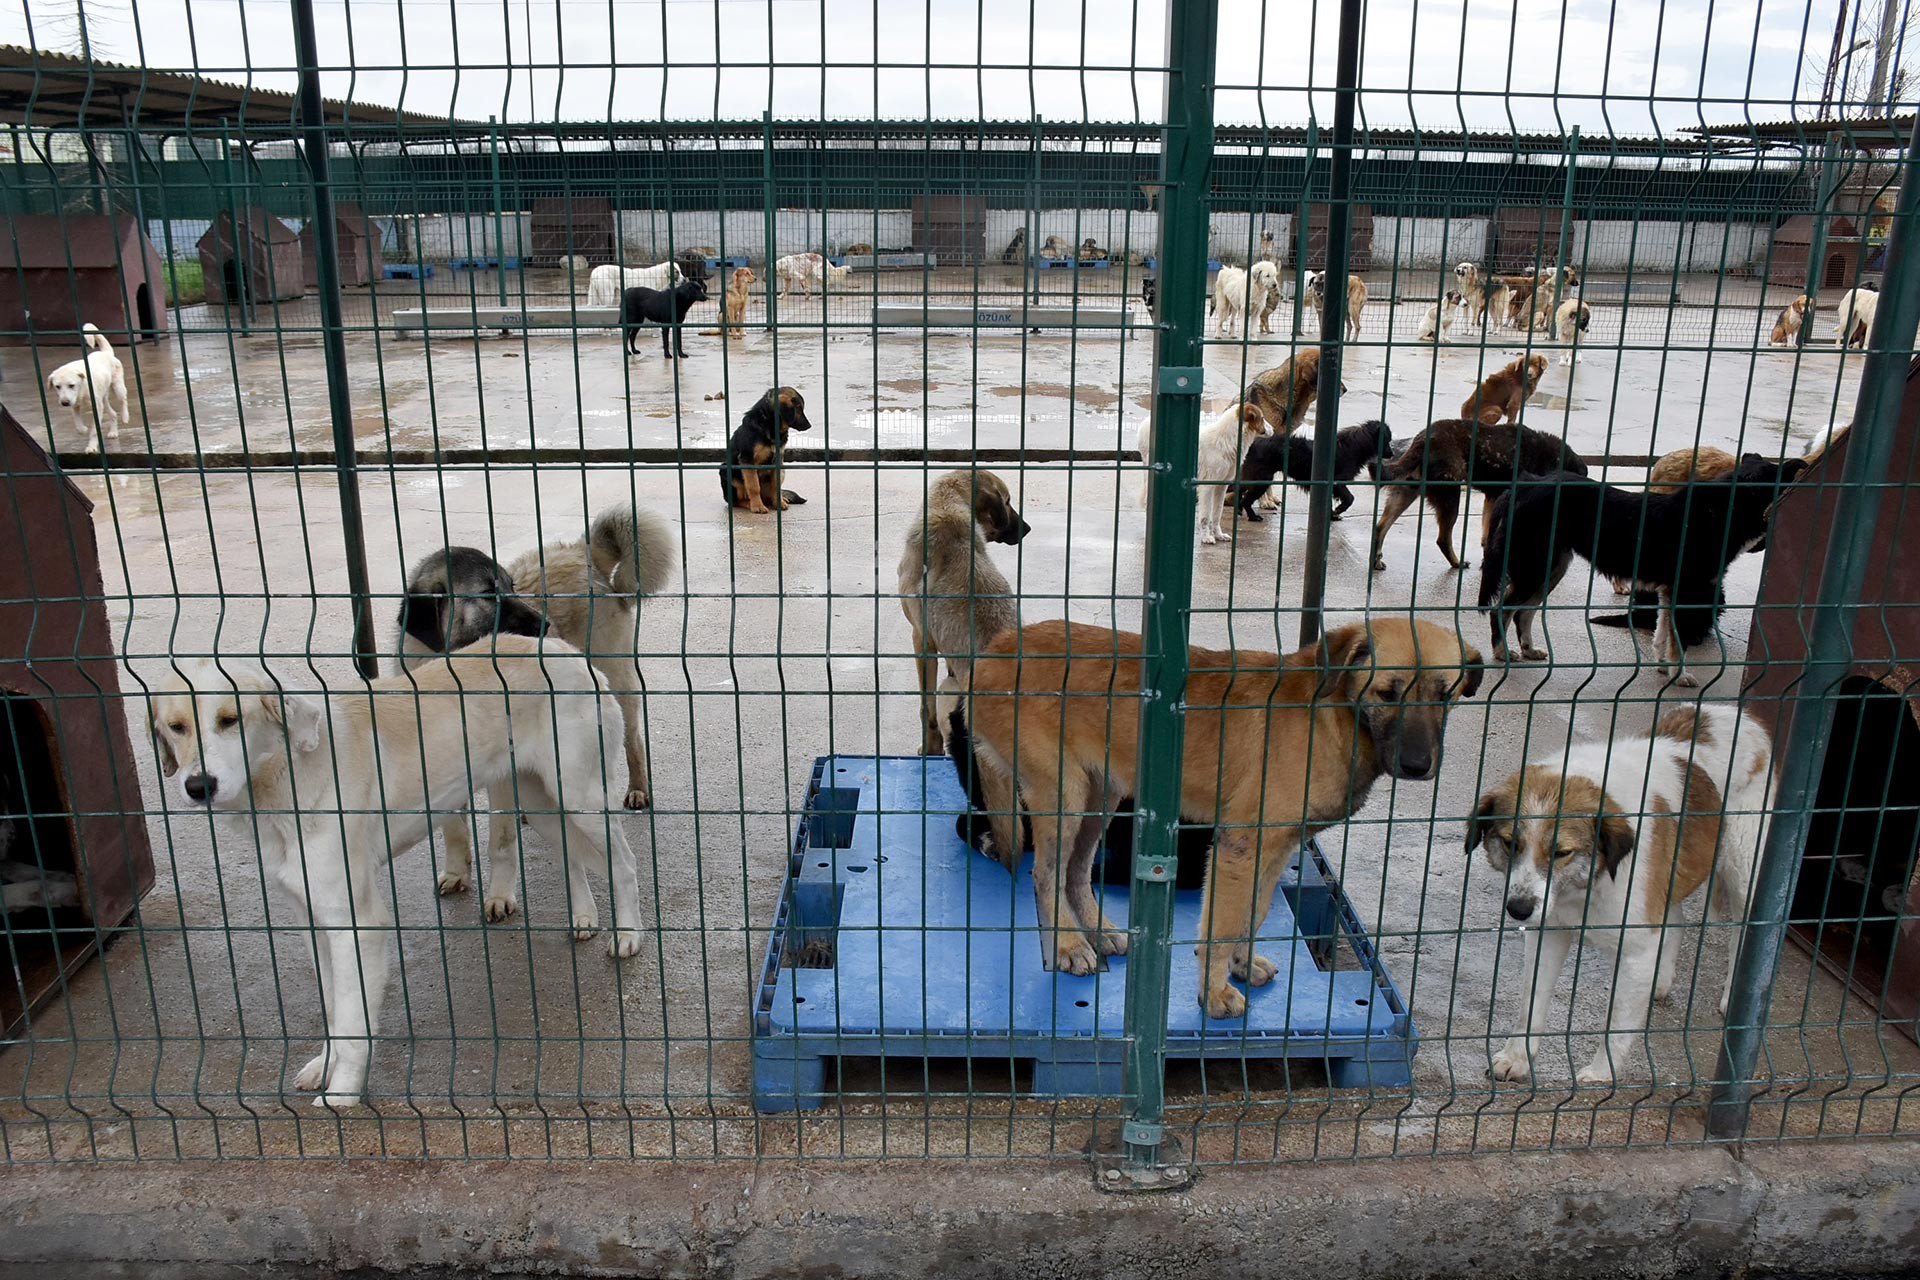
[{"x1": 0, "y1": 266, "x2": 1912, "y2": 1165}]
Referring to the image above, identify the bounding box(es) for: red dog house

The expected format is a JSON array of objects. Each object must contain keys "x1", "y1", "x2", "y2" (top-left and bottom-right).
[
  {"x1": 1743, "y1": 359, "x2": 1920, "y2": 1039},
  {"x1": 1293, "y1": 202, "x2": 1374, "y2": 271},
  {"x1": 0, "y1": 214, "x2": 168, "y2": 346},
  {"x1": 198, "y1": 207, "x2": 304, "y2": 304},
  {"x1": 1769, "y1": 214, "x2": 1865, "y2": 289},
  {"x1": 299, "y1": 201, "x2": 385, "y2": 286},
  {"x1": 0, "y1": 406, "x2": 156, "y2": 1038}
]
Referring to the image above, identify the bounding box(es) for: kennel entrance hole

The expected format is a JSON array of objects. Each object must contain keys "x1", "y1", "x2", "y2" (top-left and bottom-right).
[
  {"x1": 0, "y1": 693, "x2": 85, "y2": 1037},
  {"x1": 1791, "y1": 677, "x2": 1920, "y2": 1035}
]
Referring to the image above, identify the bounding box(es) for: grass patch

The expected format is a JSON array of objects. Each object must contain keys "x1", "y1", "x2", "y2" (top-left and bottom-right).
[{"x1": 164, "y1": 259, "x2": 205, "y2": 306}]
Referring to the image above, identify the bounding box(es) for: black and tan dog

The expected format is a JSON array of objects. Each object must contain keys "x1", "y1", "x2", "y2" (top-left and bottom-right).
[
  {"x1": 1368, "y1": 418, "x2": 1588, "y2": 572},
  {"x1": 964, "y1": 617, "x2": 1482, "y2": 1015},
  {"x1": 720, "y1": 387, "x2": 814, "y2": 514}
]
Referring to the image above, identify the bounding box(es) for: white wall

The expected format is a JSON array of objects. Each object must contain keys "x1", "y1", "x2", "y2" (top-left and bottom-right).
[
  {"x1": 1569, "y1": 220, "x2": 1772, "y2": 273},
  {"x1": 1371, "y1": 217, "x2": 1491, "y2": 271}
]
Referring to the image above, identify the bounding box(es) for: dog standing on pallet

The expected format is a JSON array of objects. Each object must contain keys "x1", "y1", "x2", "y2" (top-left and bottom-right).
[
  {"x1": 963, "y1": 617, "x2": 1482, "y2": 1013},
  {"x1": 152, "y1": 638, "x2": 645, "y2": 1106},
  {"x1": 1469, "y1": 703, "x2": 1774, "y2": 1084}
]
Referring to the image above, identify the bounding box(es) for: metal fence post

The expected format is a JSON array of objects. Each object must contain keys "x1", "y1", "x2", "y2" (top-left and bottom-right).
[
  {"x1": 1296, "y1": 0, "x2": 1361, "y2": 648},
  {"x1": 1803, "y1": 133, "x2": 1843, "y2": 331},
  {"x1": 490, "y1": 116, "x2": 508, "y2": 306},
  {"x1": 1291, "y1": 118, "x2": 1318, "y2": 340},
  {"x1": 1706, "y1": 116, "x2": 1920, "y2": 1140},
  {"x1": 1115, "y1": 0, "x2": 1217, "y2": 1187},
  {"x1": 1555, "y1": 125, "x2": 1580, "y2": 292},
  {"x1": 293, "y1": 0, "x2": 380, "y2": 678}
]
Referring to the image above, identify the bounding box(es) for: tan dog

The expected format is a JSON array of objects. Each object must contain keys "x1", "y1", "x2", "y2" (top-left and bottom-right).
[
  {"x1": 721, "y1": 266, "x2": 755, "y2": 339},
  {"x1": 1461, "y1": 353, "x2": 1548, "y2": 425},
  {"x1": 1305, "y1": 270, "x2": 1368, "y2": 341},
  {"x1": 1242, "y1": 347, "x2": 1343, "y2": 510},
  {"x1": 965, "y1": 618, "x2": 1482, "y2": 1016},
  {"x1": 898, "y1": 469, "x2": 1028, "y2": 755},
  {"x1": 1768, "y1": 294, "x2": 1811, "y2": 345}
]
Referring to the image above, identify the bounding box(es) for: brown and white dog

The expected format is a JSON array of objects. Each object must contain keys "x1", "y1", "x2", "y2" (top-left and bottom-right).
[
  {"x1": 965, "y1": 617, "x2": 1482, "y2": 1016},
  {"x1": 774, "y1": 252, "x2": 850, "y2": 299},
  {"x1": 1468, "y1": 703, "x2": 1773, "y2": 1085},
  {"x1": 1241, "y1": 347, "x2": 1342, "y2": 510},
  {"x1": 1768, "y1": 294, "x2": 1811, "y2": 346},
  {"x1": 1304, "y1": 270, "x2": 1368, "y2": 341},
  {"x1": 1462, "y1": 353, "x2": 1549, "y2": 425},
  {"x1": 1454, "y1": 262, "x2": 1490, "y2": 327}
]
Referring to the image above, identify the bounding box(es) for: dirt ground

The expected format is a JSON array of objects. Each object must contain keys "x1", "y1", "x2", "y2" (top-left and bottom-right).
[{"x1": 0, "y1": 265, "x2": 1910, "y2": 1164}]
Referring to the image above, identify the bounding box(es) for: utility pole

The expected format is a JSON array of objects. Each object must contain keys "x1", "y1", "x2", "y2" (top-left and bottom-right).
[
  {"x1": 1822, "y1": 0, "x2": 1853, "y2": 114},
  {"x1": 1870, "y1": 0, "x2": 1905, "y2": 112}
]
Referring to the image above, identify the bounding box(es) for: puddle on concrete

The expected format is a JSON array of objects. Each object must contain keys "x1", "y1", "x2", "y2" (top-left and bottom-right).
[
  {"x1": 878, "y1": 377, "x2": 938, "y2": 394},
  {"x1": 1531, "y1": 393, "x2": 1573, "y2": 410},
  {"x1": 985, "y1": 381, "x2": 1121, "y2": 410}
]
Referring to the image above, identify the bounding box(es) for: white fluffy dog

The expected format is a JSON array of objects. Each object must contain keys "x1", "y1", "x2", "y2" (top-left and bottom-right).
[
  {"x1": 1194, "y1": 401, "x2": 1268, "y2": 545},
  {"x1": 1835, "y1": 286, "x2": 1879, "y2": 347},
  {"x1": 149, "y1": 637, "x2": 644, "y2": 1107},
  {"x1": 584, "y1": 260, "x2": 684, "y2": 308},
  {"x1": 45, "y1": 323, "x2": 128, "y2": 450},
  {"x1": 1212, "y1": 265, "x2": 1252, "y2": 336}
]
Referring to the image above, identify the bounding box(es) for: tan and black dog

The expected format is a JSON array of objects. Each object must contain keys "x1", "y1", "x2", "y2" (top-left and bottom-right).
[
  {"x1": 964, "y1": 617, "x2": 1482, "y2": 1017},
  {"x1": 721, "y1": 387, "x2": 813, "y2": 513}
]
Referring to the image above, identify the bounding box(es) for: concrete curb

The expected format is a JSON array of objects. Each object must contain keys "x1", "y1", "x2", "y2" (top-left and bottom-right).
[{"x1": 3, "y1": 1140, "x2": 1919, "y2": 1277}]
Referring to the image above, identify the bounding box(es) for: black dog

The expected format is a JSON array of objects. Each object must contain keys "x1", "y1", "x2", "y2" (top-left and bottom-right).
[
  {"x1": 623, "y1": 278, "x2": 709, "y2": 358},
  {"x1": 397, "y1": 545, "x2": 548, "y2": 657},
  {"x1": 674, "y1": 249, "x2": 710, "y2": 284},
  {"x1": 944, "y1": 705, "x2": 1212, "y2": 890},
  {"x1": 1142, "y1": 275, "x2": 1158, "y2": 318},
  {"x1": 1234, "y1": 418, "x2": 1394, "y2": 522},
  {"x1": 720, "y1": 386, "x2": 813, "y2": 513},
  {"x1": 1478, "y1": 453, "x2": 1809, "y2": 674}
]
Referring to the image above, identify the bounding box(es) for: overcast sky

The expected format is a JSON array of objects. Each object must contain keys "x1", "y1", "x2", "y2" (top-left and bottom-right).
[{"x1": 4, "y1": 0, "x2": 1907, "y2": 136}]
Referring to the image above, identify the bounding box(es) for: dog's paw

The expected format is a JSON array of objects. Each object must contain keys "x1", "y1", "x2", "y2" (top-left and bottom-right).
[
  {"x1": 294, "y1": 1052, "x2": 331, "y2": 1091},
  {"x1": 483, "y1": 891, "x2": 519, "y2": 923},
  {"x1": 572, "y1": 911, "x2": 599, "y2": 941},
  {"x1": 623, "y1": 786, "x2": 651, "y2": 811},
  {"x1": 1371, "y1": 556, "x2": 1387, "y2": 573},
  {"x1": 313, "y1": 1091, "x2": 362, "y2": 1110},
  {"x1": 1673, "y1": 671, "x2": 1700, "y2": 689},
  {"x1": 1575, "y1": 1057, "x2": 1617, "y2": 1088},
  {"x1": 1050, "y1": 932, "x2": 1101, "y2": 976},
  {"x1": 609, "y1": 929, "x2": 643, "y2": 959},
  {"x1": 1198, "y1": 530, "x2": 1219, "y2": 546},
  {"x1": 1489, "y1": 1043, "x2": 1533, "y2": 1082},
  {"x1": 1095, "y1": 927, "x2": 1129, "y2": 957},
  {"x1": 1232, "y1": 951, "x2": 1279, "y2": 987},
  {"x1": 1521, "y1": 646, "x2": 1548, "y2": 661},
  {"x1": 436, "y1": 869, "x2": 471, "y2": 895},
  {"x1": 1202, "y1": 984, "x2": 1248, "y2": 1020}
]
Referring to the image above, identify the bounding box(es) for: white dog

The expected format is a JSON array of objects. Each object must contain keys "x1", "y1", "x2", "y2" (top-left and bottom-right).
[
  {"x1": 1468, "y1": 703, "x2": 1774, "y2": 1086},
  {"x1": 1553, "y1": 297, "x2": 1591, "y2": 364},
  {"x1": 584, "y1": 260, "x2": 683, "y2": 308},
  {"x1": 774, "y1": 252, "x2": 851, "y2": 299},
  {"x1": 1248, "y1": 261, "x2": 1282, "y2": 334},
  {"x1": 1194, "y1": 401, "x2": 1268, "y2": 544},
  {"x1": 45, "y1": 323, "x2": 128, "y2": 451},
  {"x1": 149, "y1": 637, "x2": 644, "y2": 1107},
  {"x1": 1212, "y1": 265, "x2": 1252, "y2": 336},
  {"x1": 1835, "y1": 286, "x2": 1879, "y2": 347}
]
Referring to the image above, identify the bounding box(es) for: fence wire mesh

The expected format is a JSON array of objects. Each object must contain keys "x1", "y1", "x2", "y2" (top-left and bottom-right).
[{"x1": 0, "y1": 0, "x2": 1916, "y2": 1167}]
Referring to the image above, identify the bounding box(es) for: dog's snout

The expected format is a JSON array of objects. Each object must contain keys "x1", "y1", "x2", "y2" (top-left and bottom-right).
[
  {"x1": 1397, "y1": 749, "x2": 1434, "y2": 780},
  {"x1": 1505, "y1": 894, "x2": 1538, "y2": 923},
  {"x1": 183, "y1": 772, "x2": 217, "y2": 804}
]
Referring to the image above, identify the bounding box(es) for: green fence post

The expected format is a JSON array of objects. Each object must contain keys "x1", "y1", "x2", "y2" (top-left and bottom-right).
[
  {"x1": 1555, "y1": 125, "x2": 1580, "y2": 293},
  {"x1": 1296, "y1": 0, "x2": 1361, "y2": 647},
  {"x1": 1803, "y1": 133, "x2": 1843, "y2": 339},
  {"x1": 1706, "y1": 116, "x2": 1920, "y2": 1139},
  {"x1": 220, "y1": 118, "x2": 251, "y2": 335},
  {"x1": 293, "y1": 0, "x2": 380, "y2": 678},
  {"x1": 491, "y1": 116, "x2": 508, "y2": 306},
  {"x1": 1115, "y1": 0, "x2": 1217, "y2": 1189},
  {"x1": 1292, "y1": 118, "x2": 1318, "y2": 339}
]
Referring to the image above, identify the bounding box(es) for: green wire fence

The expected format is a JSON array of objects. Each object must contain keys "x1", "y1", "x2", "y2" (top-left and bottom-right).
[{"x1": 0, "y1": 0, "x2": 1916, "y2": 1169}]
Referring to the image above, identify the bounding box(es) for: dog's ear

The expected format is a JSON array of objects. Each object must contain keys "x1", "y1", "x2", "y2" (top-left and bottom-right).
[
  {"x1": 1241, "y1": 404, "x2": 1267, "y2": 435},
  {"x1": 1596, "y1": 806, "x2": 1636, "y2": 880},
  {"x1": 1780, "y1": 456, "x2": 1811, "y2": 485},
  {"x1": 743, "y1": 392, "x2": 776, "y2": 436},
  {"x1": 1314, "y1": 623, "x2": 1372, "y2": 700},
  {"x1": 1465, "y1": 791, "x2": 1505, "y2": 854},
  {"x1": 495, "y1": 596, "x2": 549, "y2": 639},
  {"x1": 399, "y1": 590, "x2": 447, "y2": 653},
  {"x1": 1457, "y1": 644, "x2": 1485, "y2": 698},
  {"x1": 259, "y1": 687, "x2": 326, "y2": 755},
  {"x1": 151, "y1": 717, "x2": 179, "y2": 777}
]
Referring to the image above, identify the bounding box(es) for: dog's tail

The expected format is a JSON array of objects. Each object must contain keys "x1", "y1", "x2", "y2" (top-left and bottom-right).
[
  {"x1": 81, "y1": 322, "x2": 108, "y2": 353},
  {"x1": 588, "y1": 503, "x2": 678, "y2": 597},
  {"x1": 946, "y1": 702, "x2": 1023, "y2": 873}
]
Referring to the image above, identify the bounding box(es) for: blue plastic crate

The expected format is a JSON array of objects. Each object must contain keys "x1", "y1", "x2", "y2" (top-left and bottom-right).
[
  {"x1": 383, "y1": 263, "x2": 434, "y2": 280},
  {"x1": 447, "y1": 255, "x2": 520, "y2": 271},
  {"x1": 751, "y1": 755, "x2": 1416, "y2": 1111},
  {"x1": 1030, "y1": 256, "x2": 1112, "y2": 270},
  {"x1": 706, "y1": 255, "x2": 750, "y2": 271}
]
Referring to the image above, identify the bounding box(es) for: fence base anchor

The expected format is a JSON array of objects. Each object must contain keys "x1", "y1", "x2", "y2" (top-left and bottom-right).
[{"x1": 1091, "y1": 1132, "x2": 1193, "y2": 1193}]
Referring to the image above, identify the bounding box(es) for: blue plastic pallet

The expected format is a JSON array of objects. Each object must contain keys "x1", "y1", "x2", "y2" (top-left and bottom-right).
[
  {"x1": 1031, "y1": 256, "x2": 1112, "y2": 269},
  {"x1": 751, "y1": 756, "x2": 1416, "y2": 1110},
  {"x1": 447, "y1": 255, "x2": 520, "y2": 270},
  {"x1": 383, "y1": 263, "x2": 434, "y2": 279},
  {"x1": 706, "y1": 255, "x2": 750, "y2": 271}
]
